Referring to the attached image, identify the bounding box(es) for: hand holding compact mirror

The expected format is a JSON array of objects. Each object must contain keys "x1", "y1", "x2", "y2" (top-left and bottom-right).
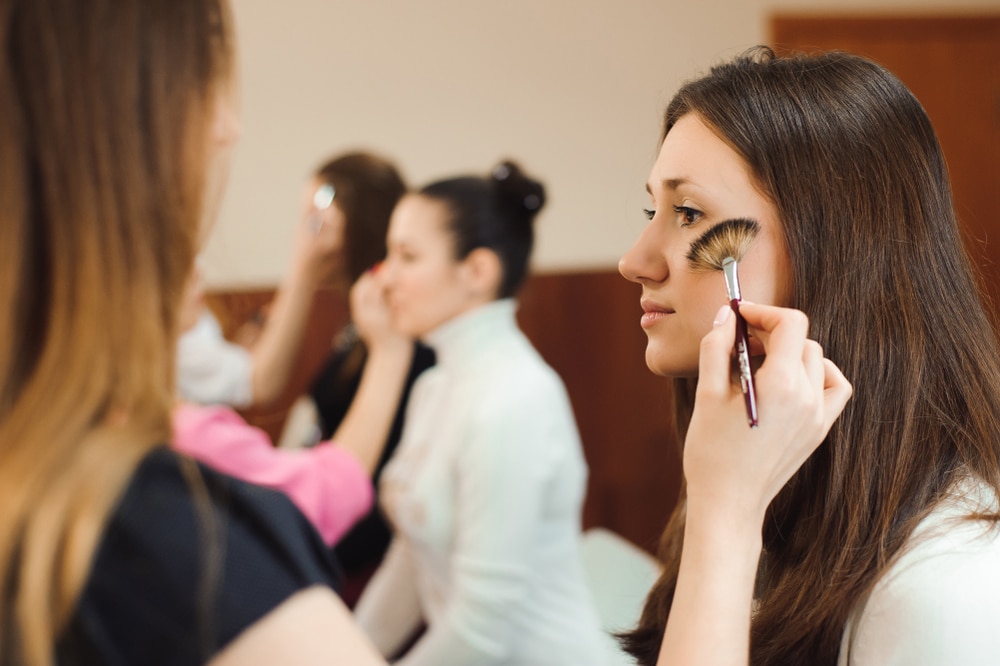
[{"x1": 309, "y1": 183, "x2": 336, "y2": 234}]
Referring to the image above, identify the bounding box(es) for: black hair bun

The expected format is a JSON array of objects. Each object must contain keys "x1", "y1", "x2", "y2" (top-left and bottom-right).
[{"x1": 491, "y1": 160, "x2": 546, "y2": 216}]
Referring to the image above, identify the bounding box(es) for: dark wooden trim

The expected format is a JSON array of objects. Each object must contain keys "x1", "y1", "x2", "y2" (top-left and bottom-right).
[{"x1": 772, "y1": 13, "x2": 1000, "y2": 34}]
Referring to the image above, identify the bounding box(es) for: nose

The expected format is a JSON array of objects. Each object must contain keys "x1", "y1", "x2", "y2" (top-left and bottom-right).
[
  {"x1": 212, "y1": 99, "x2": 243, "y2": 148},
  {"x1": 619, "y1": 219, "x2": 668, "y2": 284},
  {"x1": 377, "y1": 256, "x2": 397, "y2": 288}
]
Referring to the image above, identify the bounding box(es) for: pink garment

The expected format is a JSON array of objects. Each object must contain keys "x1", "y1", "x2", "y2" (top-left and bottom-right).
[{"x1": 172, "y1": 403, "x2": 373, "y2": 546}]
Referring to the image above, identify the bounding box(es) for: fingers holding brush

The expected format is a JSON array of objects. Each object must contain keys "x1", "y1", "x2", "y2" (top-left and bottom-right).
[
  {"x1": 740, "y1": 303, "x2": 852, "y2": 441},
  {"x1": 684, "y1": 302, "x2": 852, "y2": 521},
  {"x1": 741, "y1": 302, "x2": 852, "y2": 438}
]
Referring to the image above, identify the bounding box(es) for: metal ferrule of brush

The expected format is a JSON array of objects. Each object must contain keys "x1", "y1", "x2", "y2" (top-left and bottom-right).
[{"x1": 722, "y1": 257, "x2": 741, "y2": 301}]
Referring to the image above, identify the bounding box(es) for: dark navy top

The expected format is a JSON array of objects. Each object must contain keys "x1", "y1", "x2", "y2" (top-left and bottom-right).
[{"x1": 57, "y1": 447, "x2": 341, "y2": 665}]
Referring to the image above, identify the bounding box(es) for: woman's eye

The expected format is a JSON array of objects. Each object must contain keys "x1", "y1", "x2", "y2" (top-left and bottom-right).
[
  {"x1": 387, "y1": 248, "x2": 413, "y2": 264},
  {"x1": 642, "y1": 208, "x2": 656, "y2": 221},
  {"x1": 672, "y1": 205, "x2": 703, "y2": 227}
]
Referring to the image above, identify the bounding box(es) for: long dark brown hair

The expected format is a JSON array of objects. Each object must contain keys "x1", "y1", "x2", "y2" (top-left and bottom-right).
[
  {"x1": 314, "y1": 151, "x2": 407, "y2": 288},
  {"x1": 622, "y1": 46, "x2": 1000, "y2": 666},
  {"x1": 313, "y1": 151, "x2": 407, "y2": 392},
  {"x1": 0, "y1": 1, "x2": 233, "y2": 663}
]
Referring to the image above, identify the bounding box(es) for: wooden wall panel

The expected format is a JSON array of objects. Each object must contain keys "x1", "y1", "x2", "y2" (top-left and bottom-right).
[
  {"x1": 207, "y1": 269, "x2": 681, "y2": 554},
  {"x1": 771, "y1": 14, "x2": 1000, "y2": 324},
  {"x1": 517, "y1": 271, "x2": 680, "y2": 552}
]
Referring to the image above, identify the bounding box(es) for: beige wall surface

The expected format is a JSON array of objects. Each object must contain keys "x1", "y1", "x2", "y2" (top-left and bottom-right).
[{"x1": 203, "y1": 0, "x2": 1000, "y2": 288}]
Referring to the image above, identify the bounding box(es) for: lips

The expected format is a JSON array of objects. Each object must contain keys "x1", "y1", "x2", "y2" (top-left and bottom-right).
[{"x1": 640, "y1": 299, "x2": 674, "y2": 329}]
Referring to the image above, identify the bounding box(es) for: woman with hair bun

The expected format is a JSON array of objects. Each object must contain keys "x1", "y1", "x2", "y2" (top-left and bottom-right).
[{"x1": 353, "y1": 161, "x2": 615, "y2": 664}]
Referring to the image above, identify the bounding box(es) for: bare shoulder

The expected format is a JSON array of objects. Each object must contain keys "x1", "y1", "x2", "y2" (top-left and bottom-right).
[{"x1": 210, "y1": 586, "x2": 387, "y2": 666}]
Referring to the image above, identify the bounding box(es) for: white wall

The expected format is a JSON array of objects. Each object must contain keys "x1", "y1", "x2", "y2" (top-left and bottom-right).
[{"x1": 204, "y1": 0, "x2": 1000, "y2": 288}]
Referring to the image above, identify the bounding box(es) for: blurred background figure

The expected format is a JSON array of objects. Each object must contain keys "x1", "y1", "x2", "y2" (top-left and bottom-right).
[
  {"x1": 177, "y1": 151, "x2": 414, "y2": 411},
  {"x1": 298, "y1": 153, "x2": 435, "y2": 605},
  {"x1": 176, "y1": 151, "x2": 435, "y2": 604},
  {"x1": 174, "y1": 265, "x2": 415, "y2": 550},
  {"x1": 353, "y1": 160, "x2": 623, "y2": 665}
]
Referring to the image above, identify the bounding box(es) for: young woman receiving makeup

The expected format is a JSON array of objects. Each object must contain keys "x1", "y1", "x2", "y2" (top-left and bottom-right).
[
  {"x1": 619, "y1": 47, "x2": 1000, "y2": 665},
  {"x1": 352, "y1": 161, "x2": 618, "y2": 665}
]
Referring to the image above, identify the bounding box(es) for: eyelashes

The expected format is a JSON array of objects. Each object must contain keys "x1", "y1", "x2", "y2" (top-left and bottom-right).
[
  {"x1": 673, "y1": 205, "x2": 702, "y2": 227},
  {"x1": 642, "y1": 205, "x2": 704, "y2": 226},
  {"x1": 641, "y1": 207, "x2": 761, "y2": 271}
]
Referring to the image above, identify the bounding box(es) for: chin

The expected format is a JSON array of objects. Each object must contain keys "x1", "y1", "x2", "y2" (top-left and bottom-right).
[
  {"x1": 390, "y1": 313, "x2": 426, "y2": 340},
  {"x1": 392, "y1": 318, "x2": 416, "y2": 339},
  {"x1": 644, "y1": 345, "x2": 698, "y2": 378}
]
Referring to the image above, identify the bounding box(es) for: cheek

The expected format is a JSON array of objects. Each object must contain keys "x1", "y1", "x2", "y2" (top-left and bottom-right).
[
  {"x1": 403, "y1": 268, "x2": 435, "y2": 299},
  {"x1": 742, "y1": 272, "x2": 784, "y2": 307},
  {"x1": 645, "y1": 280, "x2": 725, "y2": 378},
  {"x1": 739, "y1": 240, "x2": 793, "y2": 307},
  {"x1": 391, "y1": 267, "x2": 438, "y2": 315}
]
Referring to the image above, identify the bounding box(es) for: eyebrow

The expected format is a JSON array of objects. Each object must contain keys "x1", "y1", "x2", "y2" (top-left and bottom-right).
[{"x1": 646, "y1": 177, "x2": 691, "y2": 196}]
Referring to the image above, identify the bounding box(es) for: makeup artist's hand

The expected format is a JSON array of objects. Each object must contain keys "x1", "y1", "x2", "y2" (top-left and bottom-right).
[
  {"x1": 291, "y1": 184, "x2": 345, "y2": 286},
  {"x1": 350, "y1": 269, "x2": 410, "y2": 355},
  {"x1": 683, "y1": 302, "x2": 852, "y2": 525}
]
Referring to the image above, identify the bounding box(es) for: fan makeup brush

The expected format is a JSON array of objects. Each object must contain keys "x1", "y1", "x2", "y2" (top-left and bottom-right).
[{"x1": 686, "y1": 218, "x2": 761, "y2": 428}]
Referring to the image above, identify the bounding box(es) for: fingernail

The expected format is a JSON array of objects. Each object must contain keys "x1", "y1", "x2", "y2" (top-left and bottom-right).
[{"x1": 713, "y1": 305, "x2": 731, "y2": 326}]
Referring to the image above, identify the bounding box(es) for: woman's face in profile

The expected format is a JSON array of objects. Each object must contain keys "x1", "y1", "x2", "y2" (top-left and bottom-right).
[
  {"x1": 619, "y1": 112, "x2": 792, "y2": 377},
  {"x1": 179, "y1": 260, "x2": 207, "y2": 334},
  {"x1": 380, "y1": 194, "x2": 479, "y2": 338},
  {"x1": 200, "y1": 84, "x2": 243, "y2": 246}
]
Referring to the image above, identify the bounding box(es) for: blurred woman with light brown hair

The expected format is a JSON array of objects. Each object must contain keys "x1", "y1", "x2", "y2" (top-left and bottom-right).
[{"x1": 0, "y1": 1, "x2": 387, "y2": 663}]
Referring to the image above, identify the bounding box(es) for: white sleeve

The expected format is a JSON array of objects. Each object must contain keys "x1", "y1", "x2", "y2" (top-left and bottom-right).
[
  {"x1": 353, "y1": 538, "x2": 424, "y2": 658},
  {"x1": 844, "y1": 522, "x2": 1000, "y2": 665},
  {"x1": 396, "y1": 383, "x2": 570, "y2": 666},
  {"x1": 176, "y1": 310, "x2": 254, "y2": 407}
]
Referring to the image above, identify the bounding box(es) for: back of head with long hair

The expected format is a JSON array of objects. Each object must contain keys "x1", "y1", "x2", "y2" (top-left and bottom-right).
[
  {"x1": 314, "y1": 151, "x2": 407, "y2": 287},
  {"x1": 0, "y1": 0, "x2": 233, "y2": 663},
  {"x1": 420, "y1": 159, "x2": 546, "y2": 299},
  {"x1": 622, "y1": 47, "x2": 1000, "y2": 666}
]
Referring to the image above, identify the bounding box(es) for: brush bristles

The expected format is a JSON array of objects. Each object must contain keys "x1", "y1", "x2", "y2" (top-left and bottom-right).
[{"x1": 686, "y1": 218, "x2": 761, "y2": 272}]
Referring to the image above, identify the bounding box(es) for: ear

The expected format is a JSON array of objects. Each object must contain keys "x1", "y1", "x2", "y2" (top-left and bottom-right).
[{"x1": 461, "y1": 247, "x2": 504, "y2": 301}]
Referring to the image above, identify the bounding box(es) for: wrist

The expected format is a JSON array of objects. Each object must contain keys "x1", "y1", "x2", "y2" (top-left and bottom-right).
[
  {"x1": 684, "y1": 491, "x2": 765, "y2": 553},
  {"x1": 288, "y1": 258, "x2": 323, "y2": 289},
  {"x1": 366, "y1": 336, "x2": 413, "y2": 360}
]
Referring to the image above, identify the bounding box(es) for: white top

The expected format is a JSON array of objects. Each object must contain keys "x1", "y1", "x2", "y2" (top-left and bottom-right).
[
  {"x1": 838, "y1": 478, "x2": 1000, "y2": 665},
  {"x1": 353, "y1": 299, "x2": 615, "y2": 665},
  {"x1": 176, "y1": 309, "x2": 254, "y2": 408}
]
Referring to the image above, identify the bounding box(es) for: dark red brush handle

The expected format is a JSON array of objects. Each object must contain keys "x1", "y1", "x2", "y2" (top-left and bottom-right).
[{"x1": 731, "y1": 298, "x2": 758, "y2": 428}]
